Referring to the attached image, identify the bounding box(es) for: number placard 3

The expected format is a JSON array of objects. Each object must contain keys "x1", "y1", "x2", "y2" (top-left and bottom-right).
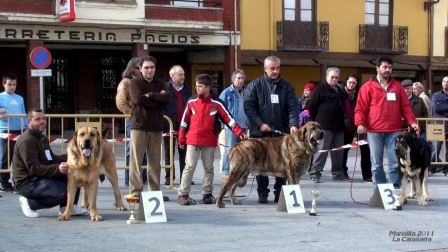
[
  {"x1": 141, "y1": 191, "x2": 167, "y2": 223},
  {"x1": 276, "y1": 185, "x2": 306, "y2": 214},
  {"x1": 377, "y1": 184, "x2": 396, "y2": 210}
]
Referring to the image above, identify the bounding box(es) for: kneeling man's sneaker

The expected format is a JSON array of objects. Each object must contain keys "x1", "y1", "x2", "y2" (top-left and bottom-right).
[
  {"x1": 19, "y1": 196, "x2": 39, "y2": 218},
  {"x1": 59, "y1": 205, "x2": 89, "y2": 216}
]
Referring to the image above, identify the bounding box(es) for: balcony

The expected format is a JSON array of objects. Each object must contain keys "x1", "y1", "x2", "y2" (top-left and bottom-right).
[
  {"x1": 359, "y1": 24, "x2": 408, "y2": 54},
  {"x1": 277, "y1": 21, "x2": 329, "y2": 52},
  {"x1": 145, "y1": 0, "x2": 223, "y2": 30}
]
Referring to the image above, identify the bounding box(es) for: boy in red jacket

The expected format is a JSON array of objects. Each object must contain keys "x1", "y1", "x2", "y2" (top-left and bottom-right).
[{"x1": 177, "y1": 74, "x2": 246, "y2": 205}]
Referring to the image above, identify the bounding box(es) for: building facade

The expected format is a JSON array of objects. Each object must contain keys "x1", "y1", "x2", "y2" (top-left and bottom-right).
[
  {"x1": 0, "y1": 0, "x2": 240, "y2": 129},
  {"x1": 240, "y1": 0, "x2": 446, "y2": 96}
]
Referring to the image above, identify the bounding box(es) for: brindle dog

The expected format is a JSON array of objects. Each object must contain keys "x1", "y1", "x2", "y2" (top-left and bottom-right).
[
  {"x1": 216, "y1": 122, "x2": 324, "y2": 208},
  {"x1": 394, "y1": 131, "x2": 432, "y2": 206}
]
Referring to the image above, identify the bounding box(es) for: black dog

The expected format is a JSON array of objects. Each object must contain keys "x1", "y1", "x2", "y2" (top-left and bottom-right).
[{"x1": 394, "y1": 132, "x2": 432, "y2": 206}]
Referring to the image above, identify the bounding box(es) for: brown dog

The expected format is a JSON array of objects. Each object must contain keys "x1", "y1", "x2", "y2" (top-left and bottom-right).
[
  {"x1": 58, "y1": 127, "x2": 126, "y2": 221},
  {"x1": 216, "y1": 122, "x2": 324, "y2": 208}
]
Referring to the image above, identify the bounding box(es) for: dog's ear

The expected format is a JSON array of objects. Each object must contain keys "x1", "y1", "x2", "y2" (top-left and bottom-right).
[
  {"x1": 95, "y1": 128, "x2": 102, "y2": 146},
  {"x1": 298, "y1": 125, "x2": 306, "y2": 141},
  {"x1": 72, "y1": 129, "x2": 78, "y2": 142}
]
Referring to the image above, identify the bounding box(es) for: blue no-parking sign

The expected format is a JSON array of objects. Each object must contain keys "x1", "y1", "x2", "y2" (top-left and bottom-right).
[{"x1": 30, "y1": 47, "x2": 52, "y2": 69}]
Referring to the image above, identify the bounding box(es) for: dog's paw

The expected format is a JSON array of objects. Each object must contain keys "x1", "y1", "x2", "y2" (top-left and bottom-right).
[
  {"x1": 216, "y1": 202, "x2": 225, "y2": 208},
  {"x1": 405, "y1": 194, "x2": 416, "y2": 199},
  {"x1": 417, "y1": 200, "x2": 428, "y2": 206},
  {"x1": 398, "y1": 195, "x2": 406, "y2": 206},
  {"x1": 58, "y1": 214, "x2": 70, "y2": 221},
  {"x1": 116, "y1": 205, "x2": 127, "y2": 211},
  {"x1": 90, "y1": 214, "x2": 103, "y2": 221},
  {"x1": 424, "y1": 196, "x2": 433, "y2": 201},
  {"x1": 80, "y1": 203, "x2": 90, "y2": 209},
  {"x1": 231, "y1": 200, "x2": 242, "y2": 205}
]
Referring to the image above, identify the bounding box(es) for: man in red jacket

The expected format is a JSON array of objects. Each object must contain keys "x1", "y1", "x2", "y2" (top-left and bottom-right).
[
  {"x1": 177, "y1": 74, "x2": 246, "y2": 205},
  {"x1": 355, "y1": 56, "x2": 419, "y2": 189}
]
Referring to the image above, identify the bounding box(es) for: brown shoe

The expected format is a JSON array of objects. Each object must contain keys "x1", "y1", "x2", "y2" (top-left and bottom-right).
[
  {"x1": 258, "y1": 196, "x2": 268, "y2": 204},
  {"x1": 201, "y1": 194, "x2": 215, "y2": 204},
  {"x1": 178, "y1": 195, "x2": 193, "y2": 205},
  {"x1": 163, "y1": 196, "x2": 169, "y2": 202},
  {"x1": 191, "y1": 181, "x2": 195, "y2": 185}
]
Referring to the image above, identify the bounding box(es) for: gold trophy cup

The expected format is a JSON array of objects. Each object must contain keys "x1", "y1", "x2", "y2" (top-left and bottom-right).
[
  {"x1": 125, "y1": 194, "x2": 140, "y2": 224},
  {"x1": 309, "y1": 190, "x2": 321, "y2": 216}
]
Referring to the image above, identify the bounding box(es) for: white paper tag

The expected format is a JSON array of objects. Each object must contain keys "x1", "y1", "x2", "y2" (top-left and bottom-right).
[
  {"x1": 141, "y1": 191, "x2": 167, "y2": 223},
  {"x1": 377, "y1": 183, "x2": 396, "y2": 210},
  {"x1": 386, "y1": 93, "x2": 396, "y2": 101},
  {"x1": 276, "y1": 185, "x2": 306, "y2": 214},
  {"x1": 45, "y1": 150, "x2": 52, "y2": 161},
  {"x1": 270, "y1": 94, "x2": 279, "y2": 104}
]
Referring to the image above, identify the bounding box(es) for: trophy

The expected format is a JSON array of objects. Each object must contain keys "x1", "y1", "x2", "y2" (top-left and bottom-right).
[
  {"x1": 393, "y1": 189, "x2": 402, "y2": 211},
  {"x1": 124, "y1": 194, "x2": 140, "y2": 224},
  {"x1": 309, "y1": 190, "x2": 320, "y2": 216}
]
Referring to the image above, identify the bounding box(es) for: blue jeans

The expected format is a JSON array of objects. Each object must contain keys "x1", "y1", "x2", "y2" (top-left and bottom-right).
[
  {"x1": 221, "y1": 127, "x2": 246, "y2": 175},
  {"x1": 124, "y1": 119, "x2": 147, "y2": 183},
  {"x1": 367, "y1": 132, "x2": 401, "y2": 189}
]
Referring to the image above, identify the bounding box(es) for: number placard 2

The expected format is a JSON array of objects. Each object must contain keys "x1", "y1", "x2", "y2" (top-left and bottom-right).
[
  {"x1": 276, "y1": 185, "x2": 305, "y2": 214},
  {"x1": 369, "y1": 183, "x2": 396, "y2": 210},
  {"x1": 141, "y1": 191, "x2": 167, "y2": 223}
]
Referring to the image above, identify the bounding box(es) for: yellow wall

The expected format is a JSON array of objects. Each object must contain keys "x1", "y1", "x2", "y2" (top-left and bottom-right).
[
  {"x1": 433, "y1": 0, "x2": 448, "y2": 57},
  {"x1": 241, "y1": 0, "x2": 429, "y2": 56}
]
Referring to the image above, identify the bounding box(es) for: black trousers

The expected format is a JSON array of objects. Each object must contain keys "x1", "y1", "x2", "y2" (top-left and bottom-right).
[
  {"x1": 163, "y1": 135, "x2": 186, "y2": 181},
  {"x1": 252, "y1": 132, "x2": 286, "y2": 198},
  {"x1": 0, "y1": 130, "x2": 21, "y2": 186},
  {"x1": 18, "y1": 174, "x2": 80, "y2": 211},
  {"x1": 342, "y1": 131, "x2": 372, "y2": 180}
]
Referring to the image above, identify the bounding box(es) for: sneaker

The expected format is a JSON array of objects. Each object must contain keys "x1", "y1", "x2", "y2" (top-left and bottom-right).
[
  {"x1": 332, "y1": 175, "x2": 351, "y2": 182},
  {"x1": 311, "y1": 177, "x2": 320, "y2": 183},
  {"x1": 200, "y1": 194, "x2": 216, "y2": 204},
  {"x1": 178, "y1": 194, "x2": 196, "y2": 205},
  {"x1": 363, "y1": 178, "x2": 373, "y2": 183},
  {"x1": 59, "y1": 205, "x2": 88, "y2": 216},
  {"x1": 19, "y1": 196, "x2": 39, "y2": 218},
  {"x1": 0, "y1": 183, "x2": 14, "y2": 192},
  {"x1": 258, "y1": 196, "x2": 268, "y2": 204},
  {"x1": 163, "y1": 196, "x2": 169, "y2": 202}
]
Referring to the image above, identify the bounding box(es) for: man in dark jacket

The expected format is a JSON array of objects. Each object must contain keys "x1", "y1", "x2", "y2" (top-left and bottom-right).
[
  {"x1": 401, "y1": 79, "x2": 429, "y2": 136},
  {"x1": 308, "y1": 67, "x2": 346, "y2": 183},
  {"x1": 244, "y1": 56, "x2": 299, "y2": 204},
  {"x1": 13, "y1": 109, "x2": 87, "y2": 218},
  {"x1": 162, "y1": 65, "x2": 192, "y2": 186},
  {"x1": 129, "y1": 55, "x2": 171, "y2": 200},
  {"x1": 430, "y1": 76, "x2": 448, "y2": 176}
]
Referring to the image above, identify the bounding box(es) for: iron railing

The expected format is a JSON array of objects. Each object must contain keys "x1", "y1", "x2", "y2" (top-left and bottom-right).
[
  {"x1": 277, "y1": 21, "x2": 329, "y2": 52},
  {"x1": 359, "y1": 24, "x2": 408, "y2": 54}
]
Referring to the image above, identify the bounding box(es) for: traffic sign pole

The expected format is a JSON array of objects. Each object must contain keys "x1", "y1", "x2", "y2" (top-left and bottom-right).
[
  {"x1": 29, "y1": 47, "x2": 52, "y2": 112},
  {"x1": 40, "y1": 77, "x2": 44, "y2": 112}
]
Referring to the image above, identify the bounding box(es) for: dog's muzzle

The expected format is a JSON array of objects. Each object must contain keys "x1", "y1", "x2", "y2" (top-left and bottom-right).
[
  {"x1": 310, "y1": 130, "x2": 324, "y2": 147},
  {"x1": 81, "y1": 139, "x2": 93, "y2": 157}
]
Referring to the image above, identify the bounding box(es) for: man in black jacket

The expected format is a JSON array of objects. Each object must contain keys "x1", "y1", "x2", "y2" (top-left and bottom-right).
[
  {"x1": 308, "y1": 67, "x2": 346, "y2": 183},
  {"x1": 162, "y1": 65, "x2": 192, "y2": 186},
  {"x1": 244, "y1": 56, "x2": 299, "y2": 204}
]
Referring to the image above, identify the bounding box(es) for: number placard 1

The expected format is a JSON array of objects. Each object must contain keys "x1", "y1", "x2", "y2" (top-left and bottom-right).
[
  {"x1": 141, "y1": 191, "x2": 167, "y2": 223},
  {"x1": 369, "y1": 183, "x2": 396, "y2": 210},
  {"x1": 276, "y1": 185, "x2": 305, "y2": 214}
]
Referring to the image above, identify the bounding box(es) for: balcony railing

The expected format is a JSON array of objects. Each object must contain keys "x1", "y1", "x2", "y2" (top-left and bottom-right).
[
  {"x1": 359, "y1": 24, "x2": 408, "y2": 54},
  {"x1": 146, "y1": 0, "x2": 222, "y2": 8},
  {"x1": 277, "y1": 21, "x2": 329, "y2": 52}
]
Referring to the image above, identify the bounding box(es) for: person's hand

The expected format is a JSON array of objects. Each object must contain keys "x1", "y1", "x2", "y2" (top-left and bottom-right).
[
  {"x1": 144, "y1": 93, "x2": 149, "y2": 97},
  {"x1": 411, "y1": 123, "x2": 420, "y2": 135},
  {"x1": 59, "y1": 162, "x2": 69, "y2": 174},
  {"x1": 240, "y1": 133, "x2": 247, "y2": 140},
  {"x1": 160, "y1": 90, "x2": 166, "y2": 93},
  {"x1": 179, "y1": 142, "x2": 186, "y2": 149},
  {"x1": 260, "y1": 124, "x2": 272, "y2": 133},
  {"x1": 290, "y1": 126, "x2": 299, "y2": 134},
  {"x1": 0, "y1": 109, "x2": 6, "y2": 115},
  {"x1": 357, "y1": 125, "x2": 366, "y2": 134}
]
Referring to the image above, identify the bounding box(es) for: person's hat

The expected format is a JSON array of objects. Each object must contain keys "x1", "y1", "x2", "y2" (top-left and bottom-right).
[
  {"x1": 304, "y1": 83, "x2": 315, "y2": 92},
  {"x1": 401, "y1": 79, "x2": 413, "y2": 88}
]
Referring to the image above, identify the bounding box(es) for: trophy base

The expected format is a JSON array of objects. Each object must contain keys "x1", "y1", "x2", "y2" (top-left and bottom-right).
[
  {"x1": 309, "y1": 212, "x2": 317, "y2": 216},
  {"x1": 127, "y1": 219, "x2": 139, "y2": 224}
]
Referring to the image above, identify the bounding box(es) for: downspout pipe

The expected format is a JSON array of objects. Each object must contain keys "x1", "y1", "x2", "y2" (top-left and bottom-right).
[
  {"x1": 428, "y1": 2, "x2": 434, "y2": 95},
  {"x1": 234, "y1": 0, "x2": 238, "y2": 69}
]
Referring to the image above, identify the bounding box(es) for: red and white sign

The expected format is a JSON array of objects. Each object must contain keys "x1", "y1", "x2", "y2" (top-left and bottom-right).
[{"x1": 59, "y1": 0, "x2": 76, "y2": 22}]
